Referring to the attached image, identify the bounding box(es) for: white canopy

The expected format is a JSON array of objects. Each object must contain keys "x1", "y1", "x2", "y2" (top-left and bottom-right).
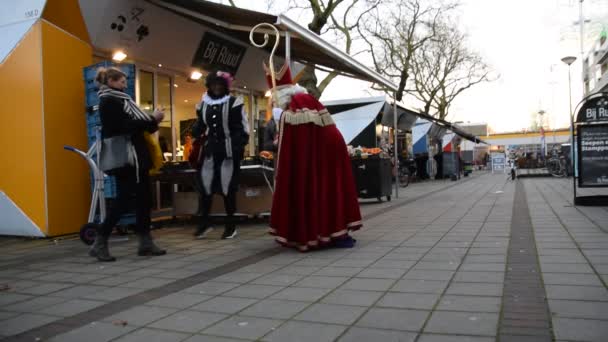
[{"x1": 330, "y1": 101, "x2": 385, "y2": 144}]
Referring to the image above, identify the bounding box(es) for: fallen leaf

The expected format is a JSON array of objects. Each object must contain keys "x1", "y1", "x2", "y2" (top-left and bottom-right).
[
  {"x1": 112, "y1": 320, "x2": 128, "y2": 327},
  {"x1": 0, "y1": 284, "x2": 11, "y2": 292}
]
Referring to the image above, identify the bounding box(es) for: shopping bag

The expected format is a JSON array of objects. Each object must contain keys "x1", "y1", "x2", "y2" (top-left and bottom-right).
[
  {"x1": 99, "y1": 135, "x2": 135, "y2": 172},
  {"x1": 143, "y1": 132, "x2": 163, "y2": 174}
]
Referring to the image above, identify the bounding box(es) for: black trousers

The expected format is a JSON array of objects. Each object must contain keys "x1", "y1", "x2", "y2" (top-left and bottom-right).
[
  {"x1": 198, "y1": 191, "x2": 237, "y2": 229},
  {"x1": 100, "y1": 167, "x2": 151, "y2": 237}
]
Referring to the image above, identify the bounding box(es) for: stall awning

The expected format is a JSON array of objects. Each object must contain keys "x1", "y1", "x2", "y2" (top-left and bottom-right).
[
  {"x1": 329, "y1": 101, "x2": 385, "y2": 144},
  {"x1": 147, "y1": 0, "x2": 398, "y2": 91},
  {"x1": 414, "y1": 112, "x2": 487, "y2": 145}
]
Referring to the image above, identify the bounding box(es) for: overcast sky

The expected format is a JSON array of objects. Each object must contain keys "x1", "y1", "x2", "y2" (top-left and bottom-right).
[{"x1": 219, "y1": 0, "x2": 607, "y2": 133}]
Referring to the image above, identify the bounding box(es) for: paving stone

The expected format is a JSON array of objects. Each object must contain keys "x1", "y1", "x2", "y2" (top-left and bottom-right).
[
  {"x1": 414, "y1": 262, "x2": 461, "y2": 271},
  {"x1": 148, "y1": 292, "x2": 212, "y2": 309},
  {"x1": 294, "y1": 276, "x2": 349, "y2": 289},
  {"x1": 224, "y1": 284, "x2": 285, "y2": 299},
  {"x1": 83, "y1": 286, "x2": 145, "y2": 301},
  {"x1": 552, "y1": 317, "x2": 608, "y2": 341},
  {"x1": 18, "y1": 282, "x2": 74, "y2": 295},
  {"x1": 214, "y1": 272, "x2": 263, "y2": 283},
  {"x1": 340, "y1": 278, "x2": 395, "y2": 291},
  {"x1": 50, "y1": 285, "x2": 109, "y2": 298},
  {"x1": 321, "y1": 289, "x2": 384, "y2": 307},
  {"x1": 240, "y1": 299, "x2": 310, "y2": 319},
  {"x1": 94, "y1": 275, "x2": 143, "y2": 287},
  {"x1": 338, "y1": 327, "x2": 417, "y2": 342},
  {"x1": 113, "y1": 328, "x2": 190, "y2": 342},
  {"x1": 0, "y1": 313, "x2": 61, "y2": 336},
  {"x1": 545, "y1": 285, "x2": 608, "y2": 301},
  {"x1": 376, "y1": 292, "x2": 440, "y2": 310},
  {"x1": 251, "y1": 273, "x2": 304, "y2": 286},
  {"x1": 262, "y1": 320, "x2": 346, "y2": 342},
  {"x1": 182, "y1": 281, "x2": 240, "y2": 295},
  {"x1": 357, "y1": 268, "x2": 408, "y2": 279},
  {"x1": 460, "y1": 263, "x2": 505, "y2": 272},
  {"x1": 331, "y1": 259, "x2": 377, "y2": 268},
  {"x1": 391, "y1": 279, "x2": 449, "y2": 294},
  {"x1": 453, "y1": 271, "x2": 504, "y2": 283},
  {"x1": 274, "y1": 266, "x2": 323, "y2": 276},
  {"x1": 540, "y1": 263, "x2": 594, "y2": 274},
  {"x1": 148, "y1": 310, "x2": 227, "y2": 333},
  {"x1": 371, "y1": 259, "x2": 416, "y2": 269},
  {"x1": 403, "y1": 270, "x2": 455, "y2": 281},
  {"x1": 437, "y1": 295, "x2": 501, "y2": 313},
  {"x1": 417, "y1": 335, "x2": 494, "y2": 342},
  {"x1": 48, "y1": 321, "x2": 137, "y2": 342},
  {"x1": 39, "y1": 298, "x2": 106, "y2": 316},
  {"x1": 120, "y1": 277, "x2": 176, "y2": 289},
  {"x1": 424, "y1": 311, "x2": 499, "y2": 336},
  {"x1": 446, "y1": 282, "x2": 503, "y2": 297},
  {"x1": 203, "y1": 315, "x2": 282, "y2": 340},
  {"x1": 313, "y1": 267, "x2": 364, "y2": 277},
  {"x1": 541, "y1": 273, "x2": 604, "y2": 286},
  {"x1": 0, "y1": 311, "x2": 20, "y2": 321},
  {"x1": 270, "y1": 286, "x2": 332, "y2": 302},
  {"x1": 294, "y1": 303, "x2": 367, "y2": 325},
  {"x1": 548, "y1": 300, "x2": 608, "y2": 320},
  {"x1": 0, "y1": 293, "x2": 33, "y2": 306},
  {"x1": 464, "y1": 255, "x2": 507, "y2": 263},
  {"x1": 356, "y1": 307, "x2": 429, "y2": 331},
  {"x1": 104, "y1": 305, "x2": 179, "y2": 326},
  {"x1": 2, "y1": 295, "x2": 67, "y2": 313},
  {"x1": 191, "y1": 296, "x2": 258, "y2": 314},
  {"x1": 184, "y1": 335, "x2": 252, "y2": 342}
]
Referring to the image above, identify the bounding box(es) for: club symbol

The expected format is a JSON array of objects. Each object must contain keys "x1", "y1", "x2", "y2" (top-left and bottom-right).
[
  {"x1": 136, "y1": 25, "x2": 149, "y2": 42},
  {"x1": 110, "y1": 15, "x2": 127, "y2": 32}
]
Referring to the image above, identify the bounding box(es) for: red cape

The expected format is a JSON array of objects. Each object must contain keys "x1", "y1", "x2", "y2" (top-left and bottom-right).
[{"x1": 270, "y1": 93, "x2": 362, "y2": 251}]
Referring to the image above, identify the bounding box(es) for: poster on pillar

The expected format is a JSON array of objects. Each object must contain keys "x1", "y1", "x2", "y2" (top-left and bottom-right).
[{"x1": 577, "y1": 124, "x2": 608, "y2": 187}]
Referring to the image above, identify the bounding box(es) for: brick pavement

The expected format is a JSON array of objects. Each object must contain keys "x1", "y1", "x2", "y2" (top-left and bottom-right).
[{"x1": 0, "y1": 173, "x2": 606, "y2": 342}]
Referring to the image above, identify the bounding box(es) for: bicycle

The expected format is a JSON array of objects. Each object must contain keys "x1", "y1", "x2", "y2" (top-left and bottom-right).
[{"x1": 546, "y1": 156, "x2": 567, "y2": 178}]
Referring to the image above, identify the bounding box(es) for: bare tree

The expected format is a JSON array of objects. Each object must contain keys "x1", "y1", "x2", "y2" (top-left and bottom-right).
[{"x1": 359, "y1": 0, "x2": 450, "y2": 101}]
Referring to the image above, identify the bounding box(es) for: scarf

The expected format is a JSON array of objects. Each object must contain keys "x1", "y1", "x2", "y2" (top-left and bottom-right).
[{"x1": 98, "y1": 85, "x2": 154, "y2": 122}]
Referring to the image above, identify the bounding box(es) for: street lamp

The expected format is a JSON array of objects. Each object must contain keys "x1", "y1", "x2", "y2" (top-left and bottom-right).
[{"x1": 561, "y1": 55, "x2": 577, "y2": 202}]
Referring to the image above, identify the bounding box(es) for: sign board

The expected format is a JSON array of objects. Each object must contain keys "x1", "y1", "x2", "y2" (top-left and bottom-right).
[
  {"x1": 577, "y1": 124, "x2": 608, "y2": 187},
  {"x1": 576, "y1": 96, "x2": 608, "y2": 123},
  {"x1": 491, "y1": 152, "x2": 506, "y2": 173},
  {"x1": 192, "y1": 32, "x2": 247, "y2": 75}
]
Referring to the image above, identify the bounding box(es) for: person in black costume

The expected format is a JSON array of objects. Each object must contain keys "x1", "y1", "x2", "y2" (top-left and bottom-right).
[
  {"x1": 192, "y1": 71, "x2": 249, "y2": 239},
  {"x1": 94, "y1": 67, "x2": 167, "y2": 262}
]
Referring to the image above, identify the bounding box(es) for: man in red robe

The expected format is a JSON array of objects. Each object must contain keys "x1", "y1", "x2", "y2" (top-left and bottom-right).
[{"x1": 267, "y1": 64, "x2": 362, "y2": 252}]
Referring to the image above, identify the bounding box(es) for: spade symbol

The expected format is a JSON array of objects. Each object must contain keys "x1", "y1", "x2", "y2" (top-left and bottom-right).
[{"x1": 136, "y1": 25, "x2": 149, "y2": 42}]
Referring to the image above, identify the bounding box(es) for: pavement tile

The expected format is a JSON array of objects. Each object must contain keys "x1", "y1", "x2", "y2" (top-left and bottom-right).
[
  {"x1": 540, "y1": 263, "x2": 595, "y2": 274},
  {"x1": 541, "y1": 273, "x2": 604, "y2": 286},
  {"x1": 240, "y1": 299, "x2": 310, "y2": 319},
  {"x1": 460, "y1": 263, "x2": 505, "y2": 272},
  {"x1": 214, "y1": 272, "x2": 263, "y2": 283},
  {"x1": 548, "y1": 300, "x2": 608, "y2": 320},
  {"x1": 391, "y1": 279, "x2": 449, "y2": 294},
  {"x1": 270, "y1": 287, "x2": 332, "y2": 302},
  {"x1": 294, "y1": 303, "x2": 367, "y2": 325},
  {"x1": 184, "y1": 335, "x2": 253, "y2": 342},
  {"x1": 414, "y1": 262, "x2": 460, "y2": 271},
  {"x1": 0, "y1": 313, "x2": 61, "y2": 336},
  {"x1": 340, "y1": 278, "x2": 395, "y2": 291},
  {"x1": 48, "y1": 321, "x2": 137, "y2": 342},
  {"x1": 356, "y1": 307, "x2": 429, "y2": 331},
  {"x1": 424, "y1": 311, "x2": 499, "y2": 336},
  {"x1": 357, "y1": 268, "x2": 408, "y2": 279},
  {"x1": 93, "y1": 275, "x2": 143, "y2": 287},
  {"x1": 148, "y1": 310, "x2": 227, "y2": 333},
  {"x1": 371, "y1": 259, "x2": 416, "y2": 269},
  {"x1": 274, "y1": 266, "x2": 322, "y2": 276},
  {"x1": 437, "y1": 295, "x2": 501, "y2": 312},
  {"x1": 294, "y1": 275, "x2": 349, "y2": 289},
  {"x1": 403, "y1": 270, "x2": 455, "y2": 281},
  {"x1": 2, "y1": 295, "x2": 67, "y2": 313},
  {"x1": 50, "y1": 284, "x2": 109, "y2": 299},
  {"x1": 0, "y1": 293, "x2": 34, "y2": 306},
  {"x1": 545, "y1": 285, "x2": 608, "y2": 301},
  {"x1": 453, "y1": 271, "x2": 504, "y2": 283},
  {"x1": 191, "y1": 296, "x2": 258, "y2": 314},
  {"x1": 182, "y1": 281, "x2": 240, "y2": 295},
  {"x1": 338, "y1": 327, "x2": 417, "y2": 342},
  {"x1": 38, "y1": 298, "x2": 106, "y2": 316},
  {"x1": 552, "y1": 317, "x2": 608, "y2": 341},
  {"x1": 262, "y1": 320, "x2": 346, "y2": 342},
  {"x1": 321, "y1": 289, "x2": 384, "y2": 306},
  {"x1": 224, "y1": 284, "x2": 285, "y2": 299},
  {"x1": 203, "y1": 315, "x2": 282, "y2": 340},
  {"x1": 251, "y1": 273, "x2": 304, "y2": 286},
  {"x1": 17, "y1": 282, "x2": 74, "y2": 295},
  {"x1": 0, "y1": 311, "x2": 20, "y2": 321},
  {"x1": 446, "y1": 282, "x2": 503, "y2": 297},
  {"x1": 313, "y1": 267, "x2": 363, "y2": 277},
  {"x1": 104, "y1": 305, "x2": 179, "y2": 326},
  {"x1": 376, "y1": 292, "x2": 440, "y2": 310},
  {"x1": 148, "y1": 292, "x2": 212, "y2": 309},
  {"x1": 417, "y1": 335, "x2": 494, "y2": 342},
  {"x1": 330, "y1": 259, "x2": 377, "y2": 268},
  {"x1": 113, "y1": 327, "x2": 190, "y2": 342},
  {"x1": 82, "y1": 286, "x2": 145, "y2": 301},
  {"x1": 120, "y1": 277, "x2": 176, "y2": 289}
]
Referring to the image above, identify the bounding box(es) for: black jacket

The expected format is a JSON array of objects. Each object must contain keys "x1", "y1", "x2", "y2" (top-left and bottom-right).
[{"x1": 99, "y1": 95, "x2": 158, "y2": 171}]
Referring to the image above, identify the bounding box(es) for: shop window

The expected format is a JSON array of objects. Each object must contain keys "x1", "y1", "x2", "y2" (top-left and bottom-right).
[
  {"x1": 138, "y1": 70, "x2": 154, "y2": 114},
  {"x1": 174, "y1": 75, "x2": 205, "y2": 162},
  {"x1": 157, "y1": 74, "x2": 173, "y2": 161}
]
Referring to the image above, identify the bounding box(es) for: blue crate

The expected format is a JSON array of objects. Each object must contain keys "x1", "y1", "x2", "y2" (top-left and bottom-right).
[{"x1": 104, "y1": 176, "x2": 117, "y2": 198}]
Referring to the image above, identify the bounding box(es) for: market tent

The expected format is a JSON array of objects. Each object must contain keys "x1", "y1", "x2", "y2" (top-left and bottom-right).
[
  {"x1": 146, "y1": 0, "x2": 397, "y2": 90},
  {"x1": 412, "y1": 120, "x2": 433, "y2": 154}
]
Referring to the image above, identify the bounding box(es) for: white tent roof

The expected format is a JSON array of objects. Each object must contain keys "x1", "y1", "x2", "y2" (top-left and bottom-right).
[{"x1": 331, "y1": 101, "x2": 385, "y2": 144}]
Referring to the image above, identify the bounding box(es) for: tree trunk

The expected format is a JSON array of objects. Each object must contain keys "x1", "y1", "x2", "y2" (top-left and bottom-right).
[{"x1": 298, "y1": 66, "x2": 322, "y2": 99}]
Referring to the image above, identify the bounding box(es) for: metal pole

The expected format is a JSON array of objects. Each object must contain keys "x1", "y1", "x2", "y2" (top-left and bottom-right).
[
  {"x1": 285, "y1": 31, "x2": 291, "y2": 69},
  {"x1": 568, "y1": 65, "x2": 577, "y2": 203},
  {"x1": 579, "y1": 0, "x2": 585, "y2": 96},
  {"x1": 393, "y1": 96, "x2": 399, "y2": 199}
]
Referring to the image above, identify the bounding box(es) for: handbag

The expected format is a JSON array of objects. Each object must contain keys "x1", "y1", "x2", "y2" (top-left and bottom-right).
[
  {"x1": 188, "y1": 135, "x2": 206, "y2": 170},
  {"x1": 99, "y1": 135, "x2": 135, "y2": 172},
  {"x1": 143, "y1": 132, "x2": 163, "y2": 174}
]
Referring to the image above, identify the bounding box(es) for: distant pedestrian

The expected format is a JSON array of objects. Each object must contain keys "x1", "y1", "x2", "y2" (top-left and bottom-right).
[{"x1": 93, "y1": 67, "x2": 167, "y2": 262}]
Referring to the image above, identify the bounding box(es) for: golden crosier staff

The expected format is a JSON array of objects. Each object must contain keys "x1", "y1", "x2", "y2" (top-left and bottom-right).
[{"x1": 249, "y1": 23, "x2": 280, "y2": 106}]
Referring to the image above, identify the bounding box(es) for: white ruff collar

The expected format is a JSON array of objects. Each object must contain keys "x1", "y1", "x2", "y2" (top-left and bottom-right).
[{"x1": 203, "y1": 94, "x2": 230, "y2": 105}]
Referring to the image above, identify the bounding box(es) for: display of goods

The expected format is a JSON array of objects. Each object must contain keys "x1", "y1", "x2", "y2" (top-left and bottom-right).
[{"x1": 260, "y1": 151, "x2": 274, "y2": 160}]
